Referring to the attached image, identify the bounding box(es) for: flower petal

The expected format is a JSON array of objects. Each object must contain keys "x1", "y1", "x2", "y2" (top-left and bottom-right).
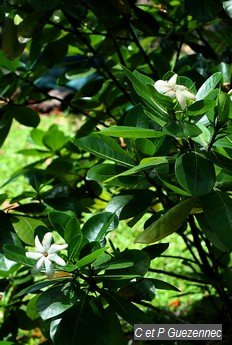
[
  {"x1": 44, "y1": 258, "x2": 55, "y2": 278},
  {"x1": 31, "y1": 256, "x2": 45, "y2": 275},
  {"x1": 181, "y1": 89, "x2": 196, "y2": 100},
  {"x1": 165, "y1": 90, "x2": 176, "y2": 98},
  {"x1": 154, "y1": 80, "x2": 170, "y2": 94},
  {"x1": 35, "y1": 236, "x2": 44, "y2": 253},
  {"x1": 42, "y1": 232, "x2": 53, "y2": 252},
  {"x1": 49, "y1": 253, "x2": 66, "y2": 266},
  {"x1": 175, "y1": 84, "x2": 187, "y2": 91},
  {"x1": 48, "y1": 243, "x2": 68, "y2": 254},
  {"x1": 168, "y1": 74, "x2": 178, "y2": 87},
  {"x1": 176, "y1": 90, "x2": 186, "y2": 110},
  {"x1": 26, "y1": 252, "x2": 43, "y2": 260}
]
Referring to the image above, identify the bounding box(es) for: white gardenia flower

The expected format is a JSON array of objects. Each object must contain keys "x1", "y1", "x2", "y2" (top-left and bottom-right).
[
  {"x1": 154, "y1": 74, "x2": 195, "y2": 110},
  {"x1": 26, "y1": 232, "x2": 68, "y2": 278}
]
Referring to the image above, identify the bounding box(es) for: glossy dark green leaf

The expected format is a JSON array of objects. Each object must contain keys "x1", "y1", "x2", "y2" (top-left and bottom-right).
[
  {"x1": 28, "y1": 0, "x2": 61, "y2": 11},
  {"x1": 102, "y1": 290, "x2": 151, "y2": 325},
  {"x1": 200, "y1": 191, "x2": 232, "y2": 251},
  {"x1": 37, "y1": 285, "x2": 74, "y2": 320},
  {"x1": 82, "y1": 212, "x2": 118, "y2": 242},
  {"x1": 1, "y1": 19, "x2": 25, "y2": 60},
  {"x1": 74, "y1": 134, "x2": 135, "y2": 167},
  {"x1": 196, "y1": 72, "x2": 222, "y2": 100},
  {"x1": 119, "y1": 278, "x2": 156, "y2": 301},
  {"x1": 64, "y1": 217, "x2": 82, "y2": 259},
  {"x1": 3, "y1": 245, "x2": 35, "y2": 267},
  {"x1": 104, "y1": 156, "x2": 170, "y2": 182},
  {"x1": 135, "y1": 138, "x2": 156, "y2": 155},
  {"x1": 49, "y1": 211, "x2": 72, "y2": 237},
  {"x1": 142, "y1": 243, "x2": 169, "y2": 260},
  {"x1": 122, "y1": 66, "x2": 168, "y2": 116},
  {"x1": 15, "y1": 278, "x2": 70, "y2": 298},
  {"x1": 53, "y1": 295, "x2": 108, "y2": 345},
  {"x1": 105, "y1": 191, "x2": 154, "y2": 220},
  {"x1": 70, "y1": 247, "x2": 107, "y2": 270},
  {"x1": 149, "y1": 278, "x2": 180, "y2": 291},
  {"x1": 40, "y1": 38, "x2": 69, "y2": 68},
  {"x1": 87, "y1": 164, "x2": 127, "y2": 183},
  {"x1": 13, "y1": 106, "x2": 40, "y2": 128},
  {"x1": 104, "y1": 307, "x2": 126, "y2": 345},
  {"x1": 0, "y1": 74, "x2": 17, "y2": 97},
  {"x1": 136, "y1": 199, "x2": 195, "y2": 243},
  {"x1": 106, "y1": 249, "x2": 150, "y2": 277},
  {"x1": 187, "y1": 100, "x2": 215, "y2": 116},
  {"x1": 163, "y1": 121, "x2": 202, "y2": 138},
  {"x1": 12, "y1": 216, "x2": 44, "y2": 246},
  {"x1": 205, "y1": 151, "x2": 232, "y2": 171},
  {"x1": 175, "y1": 152, "x2": 216, "y2": 196},
  {"x1": 217, "y1": 92, "x2": 232, "y2": 125},
  {"x1": 98, "y1": 126, "x2": 163, "y2": 138}
]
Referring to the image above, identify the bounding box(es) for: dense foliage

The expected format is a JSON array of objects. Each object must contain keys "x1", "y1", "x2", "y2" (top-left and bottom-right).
[{"x1": 0, "y1": 0, "x2": 232, "y2": 344}]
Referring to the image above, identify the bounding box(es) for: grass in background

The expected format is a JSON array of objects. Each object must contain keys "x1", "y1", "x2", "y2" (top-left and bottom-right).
[{"x1": 0, "y1": 115, "x2": 72, "y2": 198}]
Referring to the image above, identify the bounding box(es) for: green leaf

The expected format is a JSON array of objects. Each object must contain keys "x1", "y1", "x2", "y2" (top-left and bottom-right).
[
  {"x1": 18, "y1": 148, "x2": 51, "y2": 157},
  {"x1": 163, "y1": 121, "x2": 202, "y2": 138},
  {"x1": 97, "y1": 126, "x2": 164, "y2": 138},
  {"x1": 105, "y1": 249, "x2": 150, "y2": 277},
  {"x1": 26, "y1": 295, "x2": 40, "y2": 320},
  {"x1": 12, "y1": 106, "x2": 40, "y2": 127},
  {"x1": 105, "y1": 191, "x2": 154, "y2": 219},
  {"x1": 175, "y1": 152, "x2": 216, "y2": 196},
  {"x1": 3, "y1": 245, "x2": 35, "y2": 267},
  {"x1": 12, "y1": 216, "x2": 44, "y2": 245},
  {"x1": 37, "y1": 285, "x2": 74, "y2": 320},
  {"x1": 43, "y1": 125, "x2": 70, "y2": 152},
  {"x1": 15, "y1": 278, "x2": 70, "y2": 298},
  {"x1": 102, "y1": 290, "x2": 151, "y2": 325},
  {"x1": 30, "y1": 128, "x2": 45, "y2": 146},
  {"x1": 87, "y1": 164, "x2": 127, "y2": 182},
  {"x1": 196, "y1": 73, "x2": 222, "y2": 101},
  {"x1": 104, "y1": 156, "x2": 171, "y2": 183},
  {"x1": 0, "y1": 254, "x2": 18, "y2": 275},
  {"x1": 40, "y1": 37, "x2": 69, "y2": 68},
  {"x1": 1, "y1": 19, "x2": 25, "y2": 60},
  {"x1": 68, "y1": 235, "x2": 88, "y2": 262},
  {"x1": 149, "y1": 278, "x2": 180, "y2": 291},
  {"x1": 28, "y1": 0, "x2": 61, "y2": 11},
  {"x1": 0, "y1": 74, "x2": 17, "y2": 97},
  {"x1": 71, "y1": 247, "x2": 108, "y2": 270},
  {"x1": 142, "y1": 243, "x2": 169, "y2": 260},
  {"x1": 119, "y1": 278, "x2": 156, "y2": 301},
  {"x1": 53, "y1": 295, "x2": 108, "y2": 345},
  {"x1": 82, "y1": 212, "x2": 118, "y2": 242},
  {"x1": 186, "y1": 100, "x2": 215, "y2": 117},
  {"x1": 217, "y1": 92, "x2": 232, "y2": 125},
  {"x1": 135, "y1": 199, "x2": 195, "y2": 243},
  {"x1": 200, "y1": 191, "x2": 232, "y2": 251},
  {"x1": 105, "y1": 307, "x2": 126, "y2": 345},
  {"x1": 49, "y1": 211, "x2": 72, "y2": 237},
  {"x1": 74, "y1": 134, "x2": 135, "y2": 167},
  {"x1": 135, "y1": 138, "x2": 156, "y2": 155},
  {"x1": 64, "y1": 218, "x2": 82, "y2": 259},
  {"x1": 122, "y1": 66, "x2": 168, "y2": 116}
]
